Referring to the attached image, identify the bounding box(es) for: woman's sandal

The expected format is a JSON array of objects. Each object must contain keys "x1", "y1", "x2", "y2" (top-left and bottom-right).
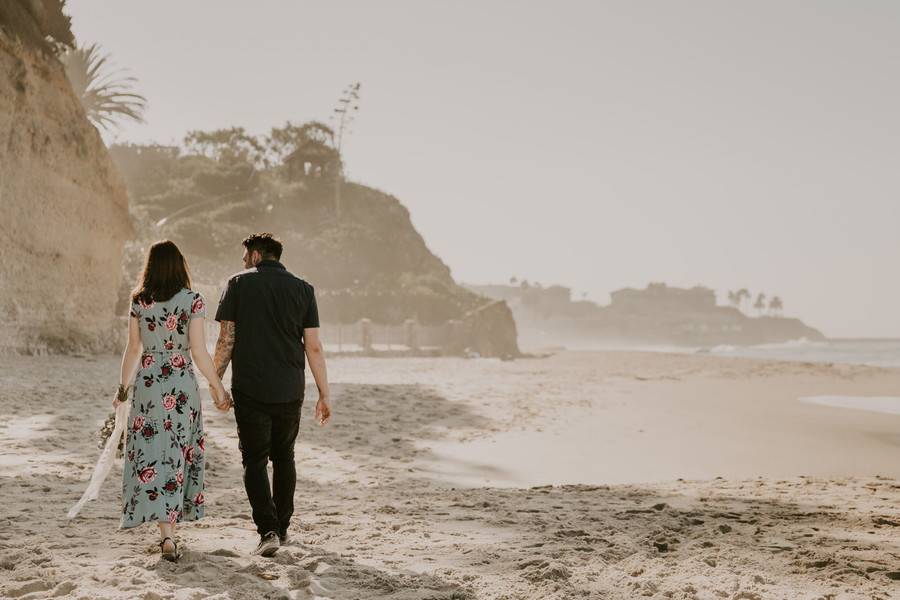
[{"x1": 160, "y1": 537, "x2": 179, "y2": 562}]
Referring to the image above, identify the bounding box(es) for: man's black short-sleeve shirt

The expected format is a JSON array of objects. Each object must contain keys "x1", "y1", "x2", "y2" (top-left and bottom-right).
[{"x1": 215, "y1": 259, "x2": 319, "y2": 405}]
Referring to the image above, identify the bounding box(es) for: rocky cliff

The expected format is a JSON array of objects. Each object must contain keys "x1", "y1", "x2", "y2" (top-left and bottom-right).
[{"x1": 0, "y1": 13, "x2": 132, "y2": 352}]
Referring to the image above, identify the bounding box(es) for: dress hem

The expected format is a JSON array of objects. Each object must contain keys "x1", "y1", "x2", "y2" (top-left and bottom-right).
[{"x1": 119, "y1": 511, "x2": 205, "y2": 530}]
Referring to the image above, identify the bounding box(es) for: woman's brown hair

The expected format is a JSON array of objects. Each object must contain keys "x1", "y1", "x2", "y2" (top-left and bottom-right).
[{"x1": 131, "y1": 240, "x2": 192, "y2": 304}]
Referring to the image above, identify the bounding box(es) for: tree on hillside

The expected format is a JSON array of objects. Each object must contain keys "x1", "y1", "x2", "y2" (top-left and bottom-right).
[
  {"x1": 60, "y1": 43, "x2": 146, "y2": 131},
  {"x1": 769, "y1": 296, "x2": 783, "y2": 316},
  {"x1": 754, "y1": 293, "x2": 766, "y2": 316},
  {"x1": 184, "y1": 127, "x2": 265, "y2": 167}
]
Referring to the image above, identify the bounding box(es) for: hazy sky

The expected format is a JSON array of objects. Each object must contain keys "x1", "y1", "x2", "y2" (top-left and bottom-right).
[{"x1": 69, "y1": 1, "x2": 900, "y2": 337}]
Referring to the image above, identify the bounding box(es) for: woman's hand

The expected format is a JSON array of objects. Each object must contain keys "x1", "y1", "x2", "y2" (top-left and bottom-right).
[{"x1": 112, "y1": 385, "x2": 128, "y2": 409}]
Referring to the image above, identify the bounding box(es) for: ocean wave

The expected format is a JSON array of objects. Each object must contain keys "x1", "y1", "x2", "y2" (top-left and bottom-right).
[{"x1": 750, "y1": 337, "x2": 830, "y2": 350}]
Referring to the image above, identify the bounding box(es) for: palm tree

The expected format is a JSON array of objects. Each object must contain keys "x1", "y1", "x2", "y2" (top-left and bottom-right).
[
  {"x1": 727, "y1": 290, "x2": 739, "y2": 308},
  {"x1": 60, "y1": 43, "x2": 147, "y2": 131},
  {"x1": 769, "y1": 296, "x2": 783, "y2": 316},
  {"x1": 753, "y1": 293, "x2": 767, "y2": 316},
  {"x1": 736, "y1": 288, "x2": 751, "y2": 313}
]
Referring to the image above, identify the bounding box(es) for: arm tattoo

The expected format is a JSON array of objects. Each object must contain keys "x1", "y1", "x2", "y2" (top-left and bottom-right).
[{"x1": 214, "y1": 320, "x2": 235, "y2": 379}]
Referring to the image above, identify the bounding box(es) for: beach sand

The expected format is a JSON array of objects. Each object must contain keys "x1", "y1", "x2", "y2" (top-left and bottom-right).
[{"x1": 1, "y1": 350, "x2": 899, "y2": 599}]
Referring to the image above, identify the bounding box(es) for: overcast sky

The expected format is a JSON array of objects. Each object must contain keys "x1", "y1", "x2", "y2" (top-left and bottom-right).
[{"x1": 69, "y1": 1, "x2": 900, "y2": 337}]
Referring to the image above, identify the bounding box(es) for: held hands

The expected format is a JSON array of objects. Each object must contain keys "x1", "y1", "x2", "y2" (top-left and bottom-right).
[
  {"x1": 221, "y1": 390, "x2": 234, "y2": 412},
  {"x1": 315, "y1": 394, "x2": 331, "y2": 426},
  {"x1": 210, "y1": 384, "x2": 233, "y2": 412}
]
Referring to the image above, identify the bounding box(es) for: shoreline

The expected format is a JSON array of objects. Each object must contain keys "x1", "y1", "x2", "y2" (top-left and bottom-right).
[{"x1": 801, "y1": 395, "x2": 900, "y2": 417}]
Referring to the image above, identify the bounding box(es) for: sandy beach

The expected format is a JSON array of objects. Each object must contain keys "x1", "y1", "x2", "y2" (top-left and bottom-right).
[{"x1": 2, "y1": 350, "x2": 900, "y2": 599}]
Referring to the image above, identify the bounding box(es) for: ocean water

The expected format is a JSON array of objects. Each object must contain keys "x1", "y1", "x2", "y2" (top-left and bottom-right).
[{"x1": 704, "y1": 338, "x2": 900, "y2": 368}]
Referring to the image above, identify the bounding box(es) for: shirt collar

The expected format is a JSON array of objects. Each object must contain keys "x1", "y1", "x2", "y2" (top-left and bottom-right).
[{"x1": 257, "y1": 259, "x2": 286, "y2": 270}]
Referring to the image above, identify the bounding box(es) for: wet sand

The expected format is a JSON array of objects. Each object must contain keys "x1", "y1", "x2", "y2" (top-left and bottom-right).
[{"x1": 1, "y1": 350, "x2": 899, "y2": 599}]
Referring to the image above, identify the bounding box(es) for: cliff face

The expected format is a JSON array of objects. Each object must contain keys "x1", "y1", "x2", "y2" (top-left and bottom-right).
[{"x1": 0, "y1": 32, "x2": 132, "y2": 352}]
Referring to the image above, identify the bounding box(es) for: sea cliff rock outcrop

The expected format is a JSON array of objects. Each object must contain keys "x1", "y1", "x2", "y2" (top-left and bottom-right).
[
  {"x1": 0, "y1": 17, "x2": 132, "y2": 352},
  {"x1": 448, "y1": 300, "x2": 520, "y2": 358},
  {"x1": 469, "y1": 282, "x2": 826, "y2": 348},
  {"x1": 111, "y1": 143, "x2": 521, "y2": 357}
]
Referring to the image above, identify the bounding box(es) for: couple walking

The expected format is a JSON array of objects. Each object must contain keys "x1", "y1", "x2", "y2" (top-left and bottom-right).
[{"x1": 112, "y1": 232, "x2": 330, "y2": 561}]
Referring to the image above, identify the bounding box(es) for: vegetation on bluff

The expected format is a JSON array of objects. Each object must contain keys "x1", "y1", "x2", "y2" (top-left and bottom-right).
[
  {"x1": 110, "y1": 124, "x2": 486, "y2": 325},
  {"x1": 0, "y1": 0, "x2": 73, "y2": 53}
]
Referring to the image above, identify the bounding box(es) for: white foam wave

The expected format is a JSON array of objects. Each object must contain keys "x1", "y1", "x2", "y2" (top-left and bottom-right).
[{"x1": 800, "y1": 396, "x2": 900, "y2": 416}]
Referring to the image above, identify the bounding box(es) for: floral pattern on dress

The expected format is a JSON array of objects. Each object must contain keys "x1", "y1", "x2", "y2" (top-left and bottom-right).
[{"x1": 121, "y1": 288, "x2": 208, "y2": 529}]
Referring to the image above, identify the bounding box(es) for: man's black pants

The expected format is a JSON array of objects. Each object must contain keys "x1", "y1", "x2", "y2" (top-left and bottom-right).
[{"x1": 233, "y1": 391, "x2": 302, "y2": 537}]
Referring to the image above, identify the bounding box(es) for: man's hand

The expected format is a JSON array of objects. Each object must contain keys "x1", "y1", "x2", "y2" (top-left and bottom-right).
[
  {"x1": 315, "y1": 394, "x2": 331, "y2": 426},
  {"x1": 213, "y1": 389, "x2": 233, "y2": 412}
]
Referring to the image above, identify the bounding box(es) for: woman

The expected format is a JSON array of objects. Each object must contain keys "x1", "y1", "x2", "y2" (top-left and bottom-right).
[{"x1": 113, "y1": 240, "x2": 226, "y2": 561}]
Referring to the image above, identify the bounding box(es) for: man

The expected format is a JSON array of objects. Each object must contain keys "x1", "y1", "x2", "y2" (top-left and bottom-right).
[{"x1": 213, "y1": 232, "x2": 331, "y2": 557}]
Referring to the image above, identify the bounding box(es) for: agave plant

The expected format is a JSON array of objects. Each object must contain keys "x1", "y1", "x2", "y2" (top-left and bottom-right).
[{"x1": 60, "y1": 43, "x2": 146, "y2": 131}]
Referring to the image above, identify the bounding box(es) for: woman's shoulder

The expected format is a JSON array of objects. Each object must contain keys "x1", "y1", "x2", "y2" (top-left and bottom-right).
[
  {"x1": 183, "y1": 288, "x2": 207, "y2": 315},
  {"x1": 131, "y1": 292, "x2": 154, "y2": 312}
]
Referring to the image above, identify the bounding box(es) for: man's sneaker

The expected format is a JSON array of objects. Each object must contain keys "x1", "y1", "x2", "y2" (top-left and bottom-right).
[
  {"x1": 252, "y1": 531, "x2": 280, "y2": 557},
  {"x1": 278, "y1": 531, "x2": 289, "y2": 545}
]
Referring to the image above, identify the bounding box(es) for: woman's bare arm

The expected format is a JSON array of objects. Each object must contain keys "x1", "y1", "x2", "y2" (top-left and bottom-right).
[
  {"x1": 120, "y1": 316, "x2": 142, "y2": 386},
  {"x1": 114, "y1": 316, "x2": 143, "y2": 407},
  {"x1": 189, "y1": 317, "x2": 227, "y2": 408}
]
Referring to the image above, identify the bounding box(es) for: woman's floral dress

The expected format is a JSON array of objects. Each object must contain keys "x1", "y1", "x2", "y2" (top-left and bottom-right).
[{"x1": 121, "y1": 288, "x2": 207, "y2": 528}]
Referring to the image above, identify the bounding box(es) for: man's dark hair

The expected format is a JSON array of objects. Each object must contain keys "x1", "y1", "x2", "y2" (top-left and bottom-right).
[{"x1": 243, "y1": 232, "x2": 283, "y2": 260}]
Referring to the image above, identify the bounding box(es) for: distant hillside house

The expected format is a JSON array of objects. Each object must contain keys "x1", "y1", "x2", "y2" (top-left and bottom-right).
[
  {"x1": 610, "y1": 283, "x2": 716, "y2": 313},
  {"x1": 284, "y1": 143, "x2": 340, "y2": 180}
]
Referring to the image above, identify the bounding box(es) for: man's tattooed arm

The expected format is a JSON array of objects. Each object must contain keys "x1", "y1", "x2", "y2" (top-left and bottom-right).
[{"x1": 214, "y1": 320, "x2": 235, "y2": 379}]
